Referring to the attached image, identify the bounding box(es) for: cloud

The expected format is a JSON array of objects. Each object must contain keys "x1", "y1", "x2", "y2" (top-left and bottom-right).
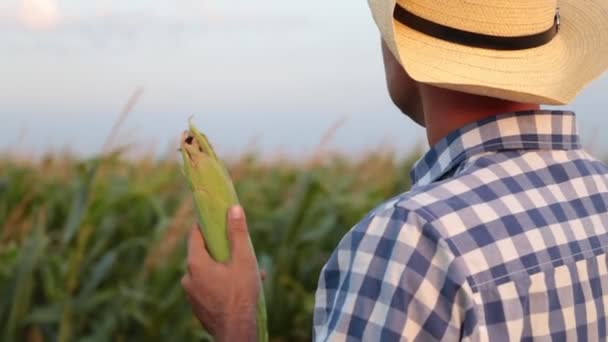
[
  {"x1": 18, "y1": 0, "x2": 62, "y2": 31},
  {"x1": 175, "y1": 0, "x2": 220, "y2": 22},
  {"x1": 0, "y1": 0, "x2": 313, "y2": 49}
]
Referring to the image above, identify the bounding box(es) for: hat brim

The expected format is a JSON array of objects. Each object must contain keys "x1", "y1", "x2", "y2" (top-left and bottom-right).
[{"x1": 387, "y1": 0, "x2": 608, "y2": 105}]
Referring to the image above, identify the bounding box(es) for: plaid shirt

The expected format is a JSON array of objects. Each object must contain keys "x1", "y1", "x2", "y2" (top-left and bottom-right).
[{"x1": 313, "y1": 111, "x2": 608, "y2": 341}]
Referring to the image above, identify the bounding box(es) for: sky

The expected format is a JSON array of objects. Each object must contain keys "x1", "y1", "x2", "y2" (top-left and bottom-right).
[{"x1": 1, "y1": 0, "x2": 607, "y2": 159}]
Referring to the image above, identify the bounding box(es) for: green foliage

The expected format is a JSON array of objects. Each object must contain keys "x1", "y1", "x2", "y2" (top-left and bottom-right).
[{"x1": 0, "y1": 150, "x2": 420, "y2": 341}]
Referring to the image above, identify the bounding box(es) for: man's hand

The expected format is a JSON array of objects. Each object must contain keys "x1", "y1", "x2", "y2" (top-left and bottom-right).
[{"x1": 181, "y1": 205, "x2": 260, "y2": 342}]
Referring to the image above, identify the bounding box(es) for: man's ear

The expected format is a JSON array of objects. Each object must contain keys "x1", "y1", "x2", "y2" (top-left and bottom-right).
[{"x1": 380, "y1": 39, "x2": 425, "y2": 127}]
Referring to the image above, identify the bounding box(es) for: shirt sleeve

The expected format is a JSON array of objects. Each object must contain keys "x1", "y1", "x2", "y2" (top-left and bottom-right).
[{"x1": 313, "y1": 206, "x2": 472, "y2": 341}]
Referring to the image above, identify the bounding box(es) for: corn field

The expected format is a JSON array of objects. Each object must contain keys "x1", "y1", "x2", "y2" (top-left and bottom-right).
[{"x1": 0, "y1": 150, "x2": 420, "y2": 341}]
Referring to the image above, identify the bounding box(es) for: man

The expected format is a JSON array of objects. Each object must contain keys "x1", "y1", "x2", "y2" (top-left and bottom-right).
[{"x1": 181, "y1": 0, "x2": 608, "y2": 340}]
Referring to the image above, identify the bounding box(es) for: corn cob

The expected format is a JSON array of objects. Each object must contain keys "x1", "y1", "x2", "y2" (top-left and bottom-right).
[{"x1": 180, "y1": 119, "x2": 268, "y2": 342}]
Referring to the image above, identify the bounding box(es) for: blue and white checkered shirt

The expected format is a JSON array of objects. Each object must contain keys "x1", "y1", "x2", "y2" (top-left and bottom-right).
[{"x1": 314, "y1": 110, "x2": 608, "y2": 341}]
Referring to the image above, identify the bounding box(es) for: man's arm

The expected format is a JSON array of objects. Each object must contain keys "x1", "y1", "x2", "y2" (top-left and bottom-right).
[
  {"x1": 181, "y1": 206, "x2": 260, "y2": 341},
  {"x1": 314, "y1": 206, "x2": 473, "y2": 341}
]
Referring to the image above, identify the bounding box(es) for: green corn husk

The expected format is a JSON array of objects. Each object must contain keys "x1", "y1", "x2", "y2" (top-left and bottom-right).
[{"x1": 180, "y1": 119, "x2": 268, "y2": 342}]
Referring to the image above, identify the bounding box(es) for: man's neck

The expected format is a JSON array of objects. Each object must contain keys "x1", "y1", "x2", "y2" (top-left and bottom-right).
[{"x1": 420, "y1": 85, "x2": 541, "y2": 146}]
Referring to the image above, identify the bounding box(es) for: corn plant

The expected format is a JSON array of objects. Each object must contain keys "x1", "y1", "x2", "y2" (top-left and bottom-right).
[{"x1": 0, "y1": 148, "x2": 419, "y2": 341}]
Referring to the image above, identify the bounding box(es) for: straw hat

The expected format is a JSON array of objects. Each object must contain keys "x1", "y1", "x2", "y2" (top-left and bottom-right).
[{"x1": 368, "y1": 0, "x2": 608, "y2": 104}]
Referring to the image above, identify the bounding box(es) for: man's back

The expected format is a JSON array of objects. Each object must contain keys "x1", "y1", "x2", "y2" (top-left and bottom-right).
[{"x1": 314, "y1": 111, "x2": 608, "y2": 341}]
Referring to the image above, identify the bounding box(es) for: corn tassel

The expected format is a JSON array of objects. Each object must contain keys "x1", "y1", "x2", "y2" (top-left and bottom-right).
[{"x1": 180, "y1": 120, "x2": 268, "y2": 342}]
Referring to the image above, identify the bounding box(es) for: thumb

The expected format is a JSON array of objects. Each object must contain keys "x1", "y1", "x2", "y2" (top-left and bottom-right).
[{"x1": 227, "y1": 205, "x2": 254, "y2": 264}]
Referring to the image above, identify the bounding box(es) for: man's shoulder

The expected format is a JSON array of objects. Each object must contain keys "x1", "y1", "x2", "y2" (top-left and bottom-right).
[
  {"x1": 364, "y1": 172, "x2": 481, "y2": 230},
  {"x1": 324, "y1": 182, "x2": 468, "y2": 287},
  {"x1": 314, "y1": 185, "x2": 472, "y2": 342},
  {"x1": 348, "y1": 179, "x2": 464, "y2": 248}
]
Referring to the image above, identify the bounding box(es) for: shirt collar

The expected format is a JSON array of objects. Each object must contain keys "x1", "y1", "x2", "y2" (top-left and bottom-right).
[{"x1": 410, "y1": 110, "x2": 581, "y2": 187}]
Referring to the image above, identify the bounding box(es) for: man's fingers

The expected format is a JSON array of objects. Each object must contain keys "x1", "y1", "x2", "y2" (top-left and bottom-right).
[
  {"x1": 227, "y1": 206, "x2": 255, "y2": 265},
  {"x1": 187, "y1": 224, "x2": 212, "y2": 273},
  {"x1": 188, "y1": 224, "x2": 207, "y2": 254}
]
